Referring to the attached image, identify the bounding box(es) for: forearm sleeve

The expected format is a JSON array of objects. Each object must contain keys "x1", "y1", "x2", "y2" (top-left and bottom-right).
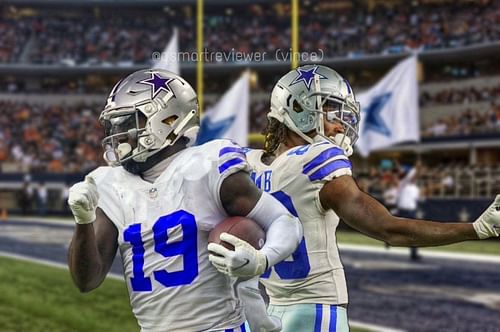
[{"x1": 246, "y1": 192, "x2": 303, "y2": 267}]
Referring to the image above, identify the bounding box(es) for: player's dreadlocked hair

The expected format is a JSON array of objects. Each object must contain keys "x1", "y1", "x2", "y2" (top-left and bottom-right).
[{"x1": 262, "y1": 117, "x2": 288, "y2": 155}]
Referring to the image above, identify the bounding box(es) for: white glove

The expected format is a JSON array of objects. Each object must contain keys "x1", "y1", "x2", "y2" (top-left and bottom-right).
[
  {"x1": 473, "y1": 195, "x2": 500, "y2": 239},
  {"x1": 208, "y1": 233, "x2": 268, "y2": 278},
  {"x1": 237, "y1": 277, "x2": 282, "y2": 332},
  {"x1": 68, "y1": 176, "x2": 99, "y2": 225}
]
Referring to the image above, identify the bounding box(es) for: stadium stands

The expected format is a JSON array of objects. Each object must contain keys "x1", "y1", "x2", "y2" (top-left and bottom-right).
[
  {"x1": 0, "y1": 1, "x2": 498, "y2": 65},
  {"x1": 0, "y1": 0, "x2": 499, "y2": 212}
]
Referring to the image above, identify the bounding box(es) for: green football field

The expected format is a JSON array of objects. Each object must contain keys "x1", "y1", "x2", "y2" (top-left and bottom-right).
[
  {"x1": 0, "y1": 256, "x2": 138, "y2": 332},
  {"x1": 0, "y1": 256, "x2": 373, "y2": 332},
  {"x1": 1, "y1": 231, "x2": 495, "y2": 331}
]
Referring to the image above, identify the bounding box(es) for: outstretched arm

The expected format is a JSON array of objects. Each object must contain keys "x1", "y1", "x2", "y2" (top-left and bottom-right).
[
  {"x1": 320, "y1": 175, "x2": 498, "y2": 247},
  {"x1": 67, "y1": 177, "x2": 118, "y2": 292}
]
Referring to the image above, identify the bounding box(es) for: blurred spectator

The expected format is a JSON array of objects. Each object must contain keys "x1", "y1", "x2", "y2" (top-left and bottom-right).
[
  {"x1": 382, "y1": 177, "x2": 399, "y2": 249},
  {"x1": 36, "y1": 182, "x2": 48, "y2": 216},
  {"x1": 60, "y1": 182, "x2": 70, "y2": 213},
  {"x1": 383, "y1": 178, "x2": 399, "y2": 215},
  {"x1": 397, "y1": 168, "x2": 421, "y2": 261},
  {"x1": 17, "y1": 181, "x2": 33, "y2": 215}
]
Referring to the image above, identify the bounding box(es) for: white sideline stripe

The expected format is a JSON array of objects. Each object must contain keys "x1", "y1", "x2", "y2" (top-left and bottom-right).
[
  {"x1": 339, "y1": 244, "x2": 500, "y2": 264},
  {"x1": 0, "y1": 251, "x2": 123, "y2": 281},
  {"x1": 350, "y1": 320, "x2": 406, "y2": 332},
  {"x1": 4, "y1": 218, "x2": 500, "y2": 264},
  {"x1": 4, "y1": 216, "x2": 74, "y2": 226},
  {"x1": 4, "y1": 217, "x2": 500, "y2": 264},
  {"x1": 0, "y1": 250, "x2": 408, "y2": 332}
]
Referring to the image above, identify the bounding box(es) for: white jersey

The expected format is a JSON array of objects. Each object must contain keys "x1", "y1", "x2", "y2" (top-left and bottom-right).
[
  {"x1": 245, "y1": 141, "x2": 352, "y2": 306},
  {"x1": 89, "y1": 140, "x2": 250, "y2": 332}
]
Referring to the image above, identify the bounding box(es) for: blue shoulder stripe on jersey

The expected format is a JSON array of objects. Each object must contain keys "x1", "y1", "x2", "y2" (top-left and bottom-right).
[
  {"x1": 314, "y1": 304, "x2": 323, "y2": 332},
  {"x1": 308, "y1": 159, "x2": 351, "y2": 182},
  {"x1": 219, "y1": 146, "x2": 245, "y2": 157},
  {"x1": 302, "y1": 146, "x2": 344, "y2": 174},
  {"x1": 219, "y1": 158, "x2": 245, "y2": 174},
  {"x1": 330, "y1": 305, "x2": 338, "y2": 332},
  {"x1": 241, "y1": 147, "x2": 252, "y2": 154},
  {"x1": 271, "y1": 191, "x2": 298, "y2": 217}
]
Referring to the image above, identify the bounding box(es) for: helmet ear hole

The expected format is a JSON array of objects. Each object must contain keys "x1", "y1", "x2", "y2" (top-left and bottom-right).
[
  {"x1": 163, "y1": 115, "x2": 179, "y2": 126},
  {"x1": 293, "y1": 100, "x2": 304, "y2": 113}
]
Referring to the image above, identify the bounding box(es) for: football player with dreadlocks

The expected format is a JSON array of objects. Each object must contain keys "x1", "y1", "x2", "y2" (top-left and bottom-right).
[
  {"x1": 67, "y1": 68, "x2": 303, "y2": 331},
  {"x1": 225, "y1": 64, "x2": 500, "y2": 332}
]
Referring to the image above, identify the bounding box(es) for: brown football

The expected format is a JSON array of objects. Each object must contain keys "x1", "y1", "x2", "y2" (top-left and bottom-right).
[{"x1": 208, "y1": 216, "x2": 266, "y2": 250}]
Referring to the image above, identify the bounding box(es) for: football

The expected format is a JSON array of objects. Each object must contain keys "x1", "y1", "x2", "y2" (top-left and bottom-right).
[{"x1": 208, "y1": 216, "x2": 266, "y2": 250}]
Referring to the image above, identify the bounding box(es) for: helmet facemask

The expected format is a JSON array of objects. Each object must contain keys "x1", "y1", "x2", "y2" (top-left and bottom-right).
[
  {"x1": 101, "y1": 108, "x2": 149, "y2": 167},
  {"x1": 313, "y1": 92, "x2": 360, "y2": 156}
]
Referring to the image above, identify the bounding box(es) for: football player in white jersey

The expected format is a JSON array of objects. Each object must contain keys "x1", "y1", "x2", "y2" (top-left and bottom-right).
[
  {"x1": 67, "y1": 68, "x2": 303, "y2": 332},
  {"x1": 233, "y1": 64, "x2": 500, "y2": 332}
]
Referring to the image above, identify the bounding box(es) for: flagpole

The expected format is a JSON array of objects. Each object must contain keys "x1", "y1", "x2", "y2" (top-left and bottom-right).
[
  {"x1": 291, "y1": 0, "x2": 299, "y2": 69},
  {"x1": 197, "y1": 0, "x2": 204, "y2": 115}
]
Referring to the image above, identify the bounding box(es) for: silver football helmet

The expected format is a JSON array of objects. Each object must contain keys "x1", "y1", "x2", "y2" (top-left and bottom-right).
[
  {"x1": 100, "y1": 69, "x2": 199, "y2": 169},
  {"x1": 269, "y1": 65, "x2": 360, "y2": 156}
]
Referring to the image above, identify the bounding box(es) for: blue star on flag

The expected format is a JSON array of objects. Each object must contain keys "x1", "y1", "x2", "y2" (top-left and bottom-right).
[
  {"x1": 363, "y1": 92, "x2": 392, "y2": 136},
  {"x1": 138, "y1": 72, "x2": 175, "y2": 99},
  {"x1": 195, "y1": 116, "x2": 236, "y2": 145},
  {"x1": 289, "y1": 66, "x2": 327, "y2": 90}
]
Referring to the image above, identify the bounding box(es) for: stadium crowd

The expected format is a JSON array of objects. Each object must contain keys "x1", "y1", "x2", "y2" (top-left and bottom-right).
[
  {"x1": 0, "y1": 1, "x2": 498, "y2": 65},
  {"x1": 0, "y1": 100, "x2": 103, "y2": 173},
  {"x1": 0, "y1": 18, "x2": 31, "y2": 63},
  {"x1": 420, "y1": 85, "x2": 500, "y2": 107},
  {"x1": 1, "y1": 98, "x2": 499, "y2": 173},
  {"x1": 422, "y1": 103, "x2": 500, "y2": 138},
  {"x1": 356, "y1": 160, "x2": 500, "y2": 199}
]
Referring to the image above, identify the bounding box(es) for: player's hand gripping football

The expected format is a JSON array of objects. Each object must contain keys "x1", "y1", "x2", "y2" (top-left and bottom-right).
[
  {"x1": 68, "y1": 176, "x2": 99, "y2": 225},
  {"x1": 473, "y1": 195, "x2": 500, "y2": 239},
  {"x1": 208, "y1": 233, "x2": 268, "y2": 278}
]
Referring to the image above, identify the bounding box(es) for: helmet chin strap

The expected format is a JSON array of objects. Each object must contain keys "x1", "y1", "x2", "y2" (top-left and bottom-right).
[
  {"x1": 184, "y1": 126, "x2": 200, "y2": 147},
  {"x1": 315, "y1": 133, "x2": 353, "y2": 157},
  {"x1": 333, "y1": 134, "x2": 353, "y2": 156},
  {"x1": 117, "y1": 143, "x2": 132, "y2": 160}
]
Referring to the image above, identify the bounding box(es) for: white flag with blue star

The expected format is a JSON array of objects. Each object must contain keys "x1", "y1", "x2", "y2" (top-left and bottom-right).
[
  {"x1": 196, "y1": 71, "x2": 249, "y2": 146},
  {"x1": 153, "y1": 28, "x2": 179, "y2": 74},
  {"x1": 356, "y1": 56, "x2": 419, "y2": 157}
]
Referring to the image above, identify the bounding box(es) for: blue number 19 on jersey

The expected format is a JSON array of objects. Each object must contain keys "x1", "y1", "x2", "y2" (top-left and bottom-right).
[{"x1": 123, "y1": 210, "x2": 198, "y2": 292}]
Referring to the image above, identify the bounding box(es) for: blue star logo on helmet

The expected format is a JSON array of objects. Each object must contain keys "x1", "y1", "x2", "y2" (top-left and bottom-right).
[
  {"x1": 289, "y1": 66, "x2": 327, "y2": 90},
  {"x1": 138, "y1": 72, "x2": 176, "y2": 99}
]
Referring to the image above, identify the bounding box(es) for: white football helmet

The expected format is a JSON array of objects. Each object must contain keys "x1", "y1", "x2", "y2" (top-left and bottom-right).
[
  {"x1": 269, "y1": 65, "x2": 360, "y2": 156},
  {"x1": 100, "y1": 69, "x2": 199, "y2": 172}
]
